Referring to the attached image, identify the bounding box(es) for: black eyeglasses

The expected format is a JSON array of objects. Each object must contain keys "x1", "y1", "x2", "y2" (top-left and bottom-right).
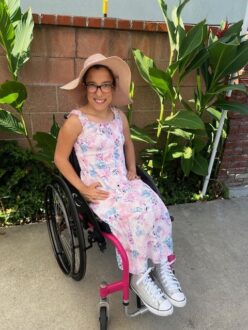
[{"x1": 85, "y1": 83, "x2": 113, "y2": 93}]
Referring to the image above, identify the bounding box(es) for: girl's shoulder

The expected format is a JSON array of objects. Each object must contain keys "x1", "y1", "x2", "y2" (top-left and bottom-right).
[{"x1": 67, "y1": 109, "x2": 87, "y2": 126}]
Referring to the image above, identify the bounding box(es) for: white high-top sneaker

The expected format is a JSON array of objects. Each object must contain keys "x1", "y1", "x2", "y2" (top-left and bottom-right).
[
  {"x1": 153, "y1": 262, "x2": 186, "y2": 308},
  {"x1": 131, "y1": 267, "x2": 173, "y2": 317}
]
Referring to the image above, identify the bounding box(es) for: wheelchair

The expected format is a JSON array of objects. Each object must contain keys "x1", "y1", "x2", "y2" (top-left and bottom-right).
[{"x1": 45, "y1": 148, "x2": 171, "y2": 330}]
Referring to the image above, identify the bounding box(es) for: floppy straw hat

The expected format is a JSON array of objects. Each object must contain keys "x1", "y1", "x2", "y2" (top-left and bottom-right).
[{"x1": 60, "y1": 53, "x2": 132, "y2": 107}]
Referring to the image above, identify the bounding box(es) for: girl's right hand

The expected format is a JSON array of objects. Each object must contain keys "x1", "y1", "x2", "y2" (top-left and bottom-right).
[{"x1": 80, "y1": 182, "x2": 109, "y2": 203}]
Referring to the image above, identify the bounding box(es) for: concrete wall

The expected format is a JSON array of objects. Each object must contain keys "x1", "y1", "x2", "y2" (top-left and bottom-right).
[{"x1": 20, "y1": 0, "x2": 248, "y2": 24}]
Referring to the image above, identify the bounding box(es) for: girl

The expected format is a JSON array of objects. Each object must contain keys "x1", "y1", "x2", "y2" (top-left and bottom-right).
[{"x1": 54, "y1": 53, "x2": 186, "y2": 317}]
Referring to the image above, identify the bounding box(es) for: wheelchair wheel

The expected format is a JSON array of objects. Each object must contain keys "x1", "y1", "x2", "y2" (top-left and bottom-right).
[
  {"x1": 99, "y1": 307, "x2": 108, "y2": 330},
  {"x1": 45, "y1": 175, "x2": 86, "y2": 281}
]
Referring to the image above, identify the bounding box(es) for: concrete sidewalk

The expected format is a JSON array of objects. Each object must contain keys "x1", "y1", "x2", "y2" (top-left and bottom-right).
[{"x1": 1, "y1": 197, "x2": 248, "y2": 330}]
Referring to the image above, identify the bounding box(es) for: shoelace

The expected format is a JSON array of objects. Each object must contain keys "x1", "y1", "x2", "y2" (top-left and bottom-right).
[
  {"x1": 159, "y1": 262, "x2": 181, "y2": 292},
  {"x1": 136, "y1": 267, "x2": 165, "y2": 302}
]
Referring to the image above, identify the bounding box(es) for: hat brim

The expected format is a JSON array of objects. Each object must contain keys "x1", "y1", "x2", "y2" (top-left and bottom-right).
[{"x1": 60, "y1": 56, "x2": 132, "y2": 107}]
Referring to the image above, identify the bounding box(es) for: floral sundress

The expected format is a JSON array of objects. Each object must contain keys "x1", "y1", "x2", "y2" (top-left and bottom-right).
[{"x1": 69, "y1": 108, "x2": 175, "y2": 275}]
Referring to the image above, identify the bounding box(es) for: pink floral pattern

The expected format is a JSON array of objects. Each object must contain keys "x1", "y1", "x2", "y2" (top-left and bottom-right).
[{"x1": 69, "y1": 108, "x2": 174, "y2": 275}]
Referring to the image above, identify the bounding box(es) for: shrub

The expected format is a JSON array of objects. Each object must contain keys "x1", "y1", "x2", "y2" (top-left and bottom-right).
[{"x1": 0, "y1": 141, "x2": 52, "y2": 225}]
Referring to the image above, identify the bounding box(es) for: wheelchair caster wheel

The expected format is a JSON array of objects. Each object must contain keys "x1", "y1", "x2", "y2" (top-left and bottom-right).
[{"x1": 99, "y1": 306, "x2": 108, "y2": 330}]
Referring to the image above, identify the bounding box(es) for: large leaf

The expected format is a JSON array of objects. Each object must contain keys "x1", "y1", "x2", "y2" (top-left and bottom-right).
[
  {"x1": 130, "y1": 126, "x2": 156, "y2": 144},
  {"x1": 192, "y1": 153, "x2": 209, "y2": 176},
  {"x1": 0, "y1": 108, "x2": 25, "y2": 134},
  {"x1": 133, "y1": 49, "x2": 156, "y2": 84},
  {"x1": 0, "y1": 80, "x2": 27, "y2": 110},
  {"x1": 208, "y1": 39, "x2": 239, "y2": 83},
  {"x1": 207, "y1": 83, "x2": 247, "y2": 95},
  {"x1": 33, "y1": 132, "x2": 57, "y2": 158},
  {"x1": 0, "y1": 1, "x2": 15, "y2": 60},
  {"x1": 162, "y1": 110, "x2": 205, "y2": 130},
  {"x1": 214, "y1": 100, "x2": 248, "y2": 114},
  {"x1": 179, "y1": 21, "x2": 206, "y2": 60},
  {"x1": 220, "y1": 40, "x2": 248, "y2": 78},
  {"x1": 192, "y1": 134, "x2": 208, "y2": 152},
  {"x1": 149, "y1": 67, "x2": 175, "y2": 100},
  {"x1": 181, "y1": 48, "x2": 209, "y2": 80},
  {"x1": 11, "y1": 8, "x2": 34, "y2": 76},
  {"x1": 6, "y1": 0, "x2": 21, "y2": 26},
  {"x1": 158, "y1": 0, "x2": 176, "y2": 50}
]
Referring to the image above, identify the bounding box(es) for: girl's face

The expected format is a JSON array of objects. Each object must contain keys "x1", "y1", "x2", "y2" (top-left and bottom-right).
[{"x1": 84, "y1": 67, "x2": 114, "y2": 112}]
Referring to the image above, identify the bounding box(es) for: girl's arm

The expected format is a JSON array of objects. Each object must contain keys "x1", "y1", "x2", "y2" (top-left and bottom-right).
[
  {"x1": 54, "y1": 115, "x2": 109, "y2": 202},
  {"x1": 120, "y1": 111, "x2": 138, "y2": 180}
]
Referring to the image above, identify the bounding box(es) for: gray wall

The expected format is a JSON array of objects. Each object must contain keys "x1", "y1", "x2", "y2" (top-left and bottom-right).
[{"x1": 21, "y1": 0, "x2": 248, "y2": 24}]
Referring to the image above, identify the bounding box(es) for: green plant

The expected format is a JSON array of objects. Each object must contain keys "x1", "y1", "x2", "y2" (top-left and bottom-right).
[
  {"x1": 0, "y1": 141, "x2": 52, "y2": 225},
  {"x1": 32, "y1": 114, "x2": 59, "y2": 167},
  {"x1": 0, "y1": 0, "x2": 34, "y2": 149},
  {"x1": 133, "y1": 0, "x2": 248, "y2": 195},
  {"x1": 0, "y1": 0, "x2": 58, "y2": 165},
  {"x1": 127, "y1": 81, "x2": 156, "y2": 144}
]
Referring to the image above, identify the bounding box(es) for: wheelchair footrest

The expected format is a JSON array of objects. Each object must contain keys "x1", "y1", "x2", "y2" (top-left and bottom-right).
[{"x1": 124, "y1": 305, "x2": 149, "y2": 318}]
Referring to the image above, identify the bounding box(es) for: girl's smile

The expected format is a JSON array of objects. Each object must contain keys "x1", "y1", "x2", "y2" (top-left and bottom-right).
[{"x1": 84, "y1": 67, "x2": 114, "y2": 115}]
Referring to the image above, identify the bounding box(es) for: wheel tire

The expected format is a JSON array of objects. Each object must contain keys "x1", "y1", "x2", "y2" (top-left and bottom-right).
[
  {"x1": 45, "y1": 175, "x2": 86, "y2": 281},
  {"x1": 99, "y1": 307, "x2": 108, "y2": 330}
]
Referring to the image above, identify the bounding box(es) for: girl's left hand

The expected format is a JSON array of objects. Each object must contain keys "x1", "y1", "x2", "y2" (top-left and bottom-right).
[{"x1": 127, "y1": 170, "x2": 140, "y2": 180}]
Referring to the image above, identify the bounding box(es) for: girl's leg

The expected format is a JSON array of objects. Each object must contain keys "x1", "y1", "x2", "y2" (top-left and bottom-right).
[
  {"x1": 130, "y1": 267, "x2": 173, "y2": 317},
  {"x1": 152, "y1": 261, "x2": 186, "y2": 308}
]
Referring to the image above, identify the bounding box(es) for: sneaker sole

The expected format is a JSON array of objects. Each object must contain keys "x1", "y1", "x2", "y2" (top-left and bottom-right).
[
  {"x1": 131, "y1": 285, "x2": 174, "y2": 317},
  {"x1": 164, "y1": 294, "x2": 187, "y2": 308}
]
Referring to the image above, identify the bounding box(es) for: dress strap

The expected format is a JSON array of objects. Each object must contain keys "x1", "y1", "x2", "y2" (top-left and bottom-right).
[
  {"x1": 111, "y1": 106, "x2": 123, "y2": 130},
  {"x1": 68, "y1": 109, "x2": 87, "y2": 126}
]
